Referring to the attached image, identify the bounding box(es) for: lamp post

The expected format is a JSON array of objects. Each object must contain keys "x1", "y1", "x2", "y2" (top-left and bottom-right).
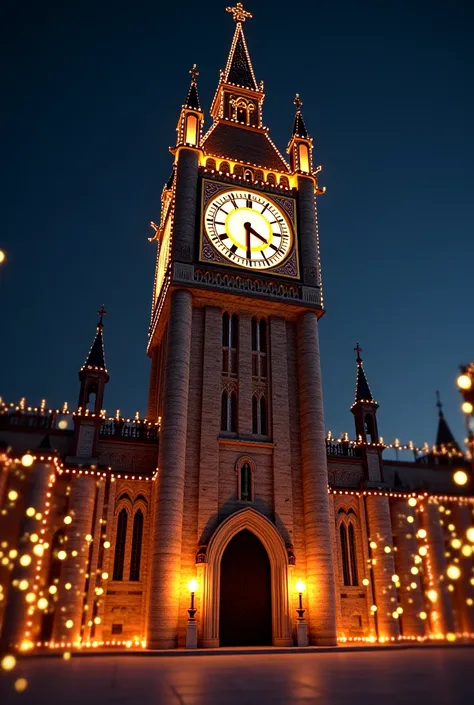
[
  {"x1": 186, "y1": 578, "x2": 198, "y2": 649},
  {"x1": 295, "y1": 580, "x2": 308, "y2": 646}
]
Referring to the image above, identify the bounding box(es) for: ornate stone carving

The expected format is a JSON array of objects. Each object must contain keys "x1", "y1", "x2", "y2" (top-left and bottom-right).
[
  {"x1": 173, "y1": 262, "x2": 194, "y2": 283},
  {"x1": 194, "y1": 268, "x2": 300, "y2": 301},
  {"x1": 302, "y1": 285, "x2": 321, "y2": 305}
]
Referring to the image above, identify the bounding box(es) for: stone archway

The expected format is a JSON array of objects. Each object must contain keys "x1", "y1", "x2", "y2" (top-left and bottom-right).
[{"x1": 199, "y1": 507, "x2": 293, "y2": 647}]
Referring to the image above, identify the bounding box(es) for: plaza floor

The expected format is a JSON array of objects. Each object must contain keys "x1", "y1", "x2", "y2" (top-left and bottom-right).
[{"x1": 1, "y1": 647, "x2": 472, "y2": 704}]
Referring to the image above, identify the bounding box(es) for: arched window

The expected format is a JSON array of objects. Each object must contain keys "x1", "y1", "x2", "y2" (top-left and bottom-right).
[
  {"x1": 85, "y1": 383, "x2": 98, "y2": 411},
  {"x1": 222, "y1": 312, "x2": 238, "y2": 375},
  {"x1": 255, "y1": 170, "x2": 264, "y2": 182},
  {"x1": 280, "y1": 176, "x2": 289, "y2": 188},
  {"x1": 267, "y1": 173, "x2": 276, "y2": 185},
  {"x1": 220, "y1": 161, "x2": 230, "y2": 174},
  {"x1": 113, "y1": 509, "x2": 128, "y2": 581},
  {"x1": 240, "y1": 462, "x2": 252, "y2": 501},
  {"x1": 348, "y1": 523, "x2": 358, "y2": 586},
  {"x1": 244, "y1": 169, "x2": 253, "y2": 182},
  {"x1": 233, "y1": 165, "x2": 243, "y2": 178},
  {"x1": 365, "y1": 415, "x2": 375, "y2": 443},
  {"x1": 221, "y1": 390, "x2": 237, "y2": 433},
  {"x1": 251, "y1": 318, "x2": 267, "y2": 378},
  {"x1": 185, "y1": 114, "x2": 198, "y2": 146},
  {"x1": 340, "y1": 523, "x2": 350, "y2": 586},
  {"x1": 260, "y1": 397, "x2": 267, "y2": 435},
  {"x1": 252, "y1": 395, "x2": 258, "y2": 434},
  {"x1": 299, "y1": 143, "x2": 310, "y2": 173},
  {"x1": 206, "y1": 158, "x2": 216, "y2": 170},
  {"x1": 129, "y1": 510, "x2": 144, "y2": 581}
]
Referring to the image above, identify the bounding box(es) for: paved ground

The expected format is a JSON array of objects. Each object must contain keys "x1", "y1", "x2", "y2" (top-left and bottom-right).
[{"x1": 0, "y1": 648, "x2": 472, "y2": 704}]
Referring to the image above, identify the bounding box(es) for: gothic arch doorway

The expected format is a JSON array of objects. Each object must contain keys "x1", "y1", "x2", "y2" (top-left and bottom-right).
[
  {"x1": 199, "y1": 507, "x2": 293, "y2": 647},
  {"x1": 219, "y1": 529, "x2": 272, "y2": 646}
]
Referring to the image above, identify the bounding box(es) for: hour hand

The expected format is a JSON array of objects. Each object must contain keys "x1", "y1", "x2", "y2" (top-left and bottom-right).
[{"x1": 249, "y1": 227, "x2": 268, "y2": 245}]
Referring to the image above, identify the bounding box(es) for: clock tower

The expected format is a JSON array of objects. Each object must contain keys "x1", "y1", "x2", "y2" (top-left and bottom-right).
[{"x1": 146, "y1": 3, "x2": 336, "y2": 648}]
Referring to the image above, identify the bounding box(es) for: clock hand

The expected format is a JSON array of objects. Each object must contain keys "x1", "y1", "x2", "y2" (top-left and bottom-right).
[
  {"x1": 244, "y1": 221, "x2": 251, "y2": 259},
  {"x1": 249, "y1": 227, "x2": 268, "y2": 245}
]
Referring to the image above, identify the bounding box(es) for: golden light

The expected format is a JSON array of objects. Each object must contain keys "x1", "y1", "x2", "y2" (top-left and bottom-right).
[
  {"x1": 9, "y1": 549, "x2": 18, "y2": 559},
  {"x1": 391, "y1": 574, "x2": 399, "y2": 582},
  {"x1": 446, "y1": 633, "x2": 456, "y2": 642},
  {"x1": 21, "y1": 453, "x2": 34, "y2": 468},
  {"x1": 396, "y1": 606, "x2": 403, "y2": 614},
  {"x1": 362, "y1": 578, "x2": 370, "y2": 586},
  {"x1": 26, "y1": 507, "x2": 35, "y2": 517},
  {"x1": 461, "y1": 545, "x2": 472, "y2": 557},
  {"x1": 446, "y1": 564, "x2": 461, "y2": 580},
  {"x1": 407, "y1": 515, "x2": 414, "y2": 524},
  {"x1": 14, "y1": 678, "x2": 28, "y2": 692},
  {"x1": 294, "y1": 580, "x2": 306, "y2": 594},
  {"x1": 37, "y1": 597, "x2": 48, "y2": 610},
  {"x1": 453, "y1": 470, "x2": 469, "y2": 486},
  {"x1": 101, "y1": 572, "x2": 109, "y2": 580},
  {"x1": 2, "y1": 656, "x2": 17, "y2": 672},
  {"x1": 384, "y1": 546, "x2": 392, "y2": 554},
  {"x1": 414, "y1": 555, "x2": 422, "y2": 565},
  {"x1": 25, "y1": 592, "x2": 36, "y2": 603},
  {"x1": 33, "y1": 544, "x2": 44, "y2": 557},
  {"x1": 48, "y1": 585, "x2": 57, "y2": 594},
  {"x1": 462, "y1": 401, "x2": 474, "y2": 414},
  {"x1": 451, "y1": 538, "x2": 462, "y2": 550},
  {"x1": 410, "y1": 567, "x2": 419, "y2": 575},
  {"x1": 8, "y1": 490, "x2": 18, "y2": 501},
  {"x1": 0, "y1": 250, "x2": 5, "y2": 264},
  {"x1": 63, "y1": 516, "x2": 72, "y2": 525},
  {"x1": 426, "y1": 590, "x2": 438, "y2": 602},
  {"x1": 419, "y1": 611, "x2": 428, "y2": 620},
  {"x1": 58, "y1": 419, "x2": 68, "y2": 429},
  {"x1": 85, "y1": 534, "x2": 93, "y2": 542},
  {"x1": 18, "y1": 580, "x2": 28, "y2": 591},
  {"x1": 188, "y1": 578, "x2": 198, "y2": 593},
  {"x1": 467, "y1": 527, "x2": 474, "y2": 543},
  {"x1": 417, "y1": 529, "x2": 427, "y2": 539},
  {"x1": 369, "y1": 541, "x2": 377, "y2": 549},
  {"x1": 370, "y1": 605, "x2": 377, "y2": 612},
  {"x1": 457, "y1": 374, "x2": 472, "y2": 390},
  {"x1": 103, "y1": 540, "x2": 111, "y2": 549},
  {"x1": 392, "y1": 611, "x2": 399, "y2": 619},
  {"x1": 94, "y1": 616, "x2": 101, "y2": 625},
  {"x1": 19, "y1": 554, "x2": 32, "y2": 567},
  {"x1": 65, "y1": 619, "x2": 74, "y2": 629},
  {"x1": 467, "y1": 598, "x2": 474, "y2": 606},
  {"x1": 20, "y1": 640, "x2": 33, "y2": 651},
  {"x1": 408, "y1": 497, "x2": 417, "y2": 507},
  {"x1": 63, "y1": 652, "x2": 71, "y2": 660},
  {"x1": 410, "y1": 582, "x2": 418, "y2": 589},
  {"x1": 447, "y1": 523, "x2": 455, "y2": 532},
  {"x1": 418, "y1": 546, "x2": 428, "y2": 556},
  {"x1": 57, "y1": 550, "x2": 67, "y2": 560},
  {"x1": 29, "y1": 533, "x2": 38, "y2": 543},
  {"x1": 65, "y1": 582, "x2": 72, "y2": 590}
]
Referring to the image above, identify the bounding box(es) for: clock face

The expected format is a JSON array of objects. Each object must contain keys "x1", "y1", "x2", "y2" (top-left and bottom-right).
[{"x1": 204, "y1": 189, "x2": 293, "y2": 270}]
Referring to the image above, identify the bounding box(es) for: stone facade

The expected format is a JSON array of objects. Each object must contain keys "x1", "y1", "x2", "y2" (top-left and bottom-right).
[{"x1": 1, "y1": 10, "x2": 474, "y2": 654}]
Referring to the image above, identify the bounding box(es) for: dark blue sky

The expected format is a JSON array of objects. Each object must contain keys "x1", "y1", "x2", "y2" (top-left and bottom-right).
[{"x1": 1, "y1": 0, "x2": 472, "y2": 451}]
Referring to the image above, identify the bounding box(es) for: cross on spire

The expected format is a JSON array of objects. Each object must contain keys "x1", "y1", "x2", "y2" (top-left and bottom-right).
[
  {"x1": 226, "y1": 2, "x2": 252, "y2": 23},
  {"x1": 97, "y1": 304, "x2": 107, "y2": 327},
  {"x1": 436, "y1": 389, "x2": 443, "y2": 415},
  {"x1": 189, "y1": 64, "x2": 199, "y2": 83},
  {"x1": 354, "y1": 342, "x2": 363, "y2": 364},
  {"x1": 294, "y1": 93, "x2": 303, "y2": 110}
]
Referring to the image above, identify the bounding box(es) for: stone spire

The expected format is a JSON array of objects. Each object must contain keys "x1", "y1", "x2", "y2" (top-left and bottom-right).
[
  {"x1": 353, "y1": 343, "x2": 375, "y2": 405},
  {"x1": 81, "y1": 305, "x2": 107, "y2": 374},
  {"x1": 175, "y1": 65, "x2": 204, "y2": 148},
  {"x1": 287, "y1": 94, "x2": 313, "y2": 175},
  {"x1": 184, "y1": 64, "x2": 201, "y2": 111},
  {"x1": 435, "y1": 391, "x2": 461, "y2": 453}
]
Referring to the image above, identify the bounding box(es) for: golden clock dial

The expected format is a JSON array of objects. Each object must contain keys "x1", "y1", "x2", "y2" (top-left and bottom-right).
[{"x1": 204, "y1": 189, "x2": 292, "y2": 270}]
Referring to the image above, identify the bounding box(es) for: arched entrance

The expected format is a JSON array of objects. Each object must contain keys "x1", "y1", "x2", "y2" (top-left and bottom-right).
[
  {"x1": 199, "y1": 507, "x2": 293, "y2": 647},
  {"x1": 219, "y1": 529, "x2": 272, "y2": 646}
]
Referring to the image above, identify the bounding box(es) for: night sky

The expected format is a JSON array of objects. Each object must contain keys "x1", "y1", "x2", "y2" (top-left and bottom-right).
[{"x1": 1, "y1": 0, "x2": 472, "y2": 453}]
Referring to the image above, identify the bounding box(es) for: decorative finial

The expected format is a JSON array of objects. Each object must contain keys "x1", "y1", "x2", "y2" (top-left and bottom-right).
[
  {"x1": 226, "y1": 2, "x2": 252, "y2": 23},
  {"x1": 354, "y1": 342, "x2": 363, "y2": 364},
  {"x1": 97, "y1": 304, "x2": 107, "y2": 327},
  {"x1": 294, "y1": 93, "x2": 303, "y2": 110},
  {"x1": 189, "y1": 64, "x2": 199, "y2": 83},
  {"x1": 436, "y1": 390, "x2": 443, "y2": 415}
]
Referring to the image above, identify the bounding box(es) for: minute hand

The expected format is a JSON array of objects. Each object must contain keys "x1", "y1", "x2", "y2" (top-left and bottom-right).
[{"x1": 249, "y1": 227, "x2": 268, "y2": 245}]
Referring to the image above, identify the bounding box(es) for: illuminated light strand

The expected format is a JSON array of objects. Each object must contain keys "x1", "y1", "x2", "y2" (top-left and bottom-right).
[{"x1": 328, "y1": 487, "x2": 474, "y2": 505}]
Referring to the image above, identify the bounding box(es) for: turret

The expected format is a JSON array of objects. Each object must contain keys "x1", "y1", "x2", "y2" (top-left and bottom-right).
[
  {"x1": 287, "y1": 94, "x2": 313, "y2": 175},
  {"x1": 175, "y1": 65, "x2": 204, "y2": 149}
]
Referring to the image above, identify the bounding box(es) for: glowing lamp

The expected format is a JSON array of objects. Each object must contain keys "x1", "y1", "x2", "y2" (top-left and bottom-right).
[
  {"x1": 457, "y1": 374, "x2": 472, "y2": 390},
  {"x1": 446, "y1": 564, "x2": 461, "y2": 580},
  {"x1": 0, "y1": 250, "x2": 5, "y2": 264},
  {"x1": 295, "y1": 580, "x2": 306, "y2": 594},
  {"x1": 462, "y1": 401, "x2": 473, "y2": 414},
  {"x1": 21, "y1": 454, "x2": 34, "y2": 468},
  {"x1": 453, "y1": 470, "x2": 469, "y2": 486},
  {"x1": 408, "y1": 498, "x2": 417, "y2": 507},
  {"x1": 187, "y1": 579, "x2": 198, "y2": 622},
  {"x1": 467, "y1": 527, "x2": 474, "y2": 543},
  {"x1": 188, "y1": 578, "x2": 198, "y2": 593}
]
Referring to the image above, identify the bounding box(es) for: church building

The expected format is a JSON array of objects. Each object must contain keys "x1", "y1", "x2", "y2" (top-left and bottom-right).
[{"x1": 1, "y1": 4, "x2": 473, "y2": 651}]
